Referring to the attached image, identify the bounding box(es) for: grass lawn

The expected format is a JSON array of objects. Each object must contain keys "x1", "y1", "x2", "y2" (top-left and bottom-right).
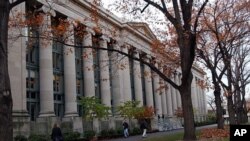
[{"x1": 143, "y1": 131, "x2": 229, "y2": 141}]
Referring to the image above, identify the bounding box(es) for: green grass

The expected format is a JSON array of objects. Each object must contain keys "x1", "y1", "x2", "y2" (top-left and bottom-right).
[{"x1": 143, "y1": 131, "x2": 229, "y2": 141}]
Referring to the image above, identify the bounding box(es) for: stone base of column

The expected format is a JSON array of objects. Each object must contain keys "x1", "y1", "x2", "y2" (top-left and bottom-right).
[
  {"x1": 99, "y1": 119, "x2": 109, "y2": 132},
  {"x1": 151, "y1": 117, "x2": 158, "y2": 131},
  {"x1": 113, "y1": 116, "x2": 124, "y2": 129},
  {"x1": 39, "y1": 111, "x2": 56, "y2": 117},
  {"x1": 31, "y1": 117, "x2": 59, "y2": 135},
  {"x1": 64, "y1": 112, "x2": 79, "y2": 117},
  {"x1": 62, "y1": 116, "x2": 83, "y2": 133},
  {"x1": 108, "y1": 117, "x2": 116, "y2": 129},
  {"x1": 82, "y1": 118, "x2": 100, "y2": 133},
  {"x1": 93, "y1": 118, "x2": 100, "y2": 133},
  {"x1": 13, "y1": 110, "x2": 30, "y2": 138}
]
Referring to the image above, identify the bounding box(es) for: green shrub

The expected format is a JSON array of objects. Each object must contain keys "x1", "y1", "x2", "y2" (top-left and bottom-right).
[
  {"x1": 28, "y1": 134, "x2": 50, "y2": 141},
  {"x1": 195, "y1": 119, "x2": 216, "y2": 127},
  {"x1": 84, "y1": 130, "x2": 95, "y2": 140},
  {"x1": 100, "y1": 129, "x2": 109, "y2": 137},
  {"x1": 14, "y1": 135, "x2": 28, "y2": 141},
  {"x1": 131, "y1": 127, "x2": 141, "y2": 135},
  {"x1": 107, "y1": 129, "x2": 115, "y2": 137},
  {"x1": 63, "y1": 131, "x2": 81, "y2": 141},
  {"x1": 99, "y1": 129, "x2": 116, "y2": 138},
  {"x1": 115, "y1": 128, "x2": 123, "y2": 136}
]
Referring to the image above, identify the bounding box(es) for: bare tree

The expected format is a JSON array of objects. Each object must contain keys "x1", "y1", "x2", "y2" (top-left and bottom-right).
[
  {"x1": 198, "y1": 0, "x2": 250, "y2": 124},
  {"x1": 207, "y1": 95, "x2": 216, "y2": 114},
  {"x1": 232, "y1": 43, "x2": 250, "y2": 124}
]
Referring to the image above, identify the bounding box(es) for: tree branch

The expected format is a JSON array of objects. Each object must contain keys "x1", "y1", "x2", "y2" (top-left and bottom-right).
[
  {"x1": 130, "y1": 3, "x2": 149, "y2": 13},
  {"x1": 143, "y1": 0, "x2": 177, "y2": 25},
  {"x1": 10, "y1": 0, "x2": 26, "y2": 9},
  {"x1": 194, "y1": 0, "x2": 208, "y2": 34}
]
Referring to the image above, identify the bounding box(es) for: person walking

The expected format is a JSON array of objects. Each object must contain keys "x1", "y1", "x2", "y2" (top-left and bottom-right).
[
  {"x1": 123, "y1": 120, "x2": 129, "y2": 138},
  {"x1": 51, "y1": 123, "x2": 63, "y2": 141},
  {"x1": 140, "y1": 119, "x2": 148, "y2": 138}
]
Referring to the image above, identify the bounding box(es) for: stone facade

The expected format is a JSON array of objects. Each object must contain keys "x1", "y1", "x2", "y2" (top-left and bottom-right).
[{"x1": 8, "y1": 0, "x2": 207, "y2": 137}]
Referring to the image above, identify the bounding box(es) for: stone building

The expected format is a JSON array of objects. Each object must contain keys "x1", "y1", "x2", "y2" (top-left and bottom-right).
[{"x1": 8, "y1": 0, "x2": 207, "y2": 136}]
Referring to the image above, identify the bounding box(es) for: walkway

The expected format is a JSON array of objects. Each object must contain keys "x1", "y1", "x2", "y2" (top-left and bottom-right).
[{"x1": 101, "y1": 124, "x2": 217, "y2": 141}]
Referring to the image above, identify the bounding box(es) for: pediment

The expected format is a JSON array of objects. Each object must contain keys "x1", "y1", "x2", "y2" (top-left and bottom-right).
[{"x1": 127, "y1": 22, "x2": 157, "y2": 40}]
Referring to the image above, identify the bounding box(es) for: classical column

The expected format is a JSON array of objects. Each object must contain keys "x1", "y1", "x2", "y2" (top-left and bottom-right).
[
  {"x1": 153, "y1": 63, "x2": 162, "y2": 116},
  {"x1": 99, "y1": 35, "x2": 111, "y2": 107},
  {"x1": 199, "y1": 82, "x2": 204, "y2": 116},
  {"x1": 174, "y1": 73, "x2": 179, "y2": 108},
  {"x1": 144, "y1": 56, "x2": 154, "y2": 108},
  {"x1": 111, "y1": 42, "x2": 124, "y2": 110},
  {"x1": 191, "y1": 77, "x2": 198, "y2": 116},
  {"x1": 176, "y1": 73, "x2": 182, "y2": 108},
  {"x1": 82, "y1": 27, "x2": 95, "y2": 97},
  {"x1": 160, "y1": 76, "x2": 167, "y2": 116},
  {"x1": 133, "y1": 50, "x2": 143, "y2": 106},
  {"x1": 200, "y1": 85, "x2": 205, "y2": 120},
  {"x1": 203, "y1": 89, "x2": 207, "y2": 115},
  {"x1": 39, "y1": 14, "x2": 55, "y2": 117},
  {"x1": 166, "y1": 83, "x2": 173, "y2": 116},
  {"x1": 171, "y1": 75, "x2": 177, "y2": 113},
  {"x1": 64, "y1": 22, "x2": 78, "y2": 116},
  {"x1": 121, "y1": 45, "x2": 132, "y2": 102},
  {"x1": 10, "y1": 2, "x2": 28, "y2": 116},
  {"x1": 196, "y1": 78, "x2": 201, "y2": 115}
]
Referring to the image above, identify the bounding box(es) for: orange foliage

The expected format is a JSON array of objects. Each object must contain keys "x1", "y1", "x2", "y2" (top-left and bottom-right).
[
  {"x1": 196, "y1": 79, "x2": 210, "y2": 90},
  {"x1": 51, "y1": 18, "x2": 70, "y2": 38},
  {"x1": 174, "y1": 107, "x2": 183, "y2": 118},
  {"x1": 199, "y1": 127, "x2": 229, "y2": 139},
  {"x1": 9, "y1": 11, "x2": 44, "y2": 28},
  {"x1": 135, "y1": 106, "x2": 155, "y2": 119}
]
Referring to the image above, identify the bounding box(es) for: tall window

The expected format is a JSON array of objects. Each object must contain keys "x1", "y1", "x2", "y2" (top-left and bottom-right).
[
  {"x1": 26, "y1": 5, "x2": 40, "y2": 121},
  {"x1": 152, "y1": 71, "x2": 156, "y2": 109},
  {"x1": 140, "y1": 62, "x2": 147, "y2": 106},
  {"x1": 75, "y1": 28, "x2": 84, "y2": 116},
  {"x1": 26, "y1": 70, "x2": 40, "y2": 121},
  {"x1": 129, "y1": 54, "x2": 135, "y2": 101},
  {"x1": 93, "y1": 36, "x2": 101, "y2": 99},
  {"x1": 52, "y1": 15, "x2": 65, "y2": 118},
  {"x1": 52, "y1": 40, "x2": 64, "y2": 118},
  {"x1": 108, "y1": 42, "x2": 113, "y2": 114}
]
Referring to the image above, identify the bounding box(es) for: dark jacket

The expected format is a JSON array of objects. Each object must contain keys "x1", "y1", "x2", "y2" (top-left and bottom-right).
[
  {"x1": 123, "y1": 122, "x2": 129, "y2": 129},
  {"x1": 140, "y1": 121, "x2": 148, "y2": 130},
  {"x1": 51, "y1": 127, "x2": 63, "y2": 141}
]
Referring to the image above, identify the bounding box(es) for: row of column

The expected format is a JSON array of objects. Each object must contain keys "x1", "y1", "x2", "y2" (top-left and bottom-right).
[
  {"x1": 37, "y1": 14, "x2": 205, "y2": 118},
  {"x1": 191, "y1": 77, "x2": 207, "y2": 117}
]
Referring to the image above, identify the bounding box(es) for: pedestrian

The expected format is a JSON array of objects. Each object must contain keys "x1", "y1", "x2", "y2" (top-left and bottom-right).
[
  {"x1": 140, "y1": 119, "x2": 148, "y2": 138},
  {"x1": 51, "y1": 123, "x2": 63, "y2": 141},
  {"x1": 122, "y1": 120, "x2": 129, "y2": 138}
]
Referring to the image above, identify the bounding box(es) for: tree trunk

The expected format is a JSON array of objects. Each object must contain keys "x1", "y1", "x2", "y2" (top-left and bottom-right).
[
  {"x1": 0, "y1": 0, "x2": 13, "y2": 141},
  {"x1": 239, "y1": 86, "x2": 248, "y2": 124},
  {"x1": 242, "y1": 100, "x2": 248, "y2": 123},
  {"x1": 238, "y1": 99, "x2": 248, "y2": 124},
  {"x1": 213, "y1": 83, "x2": 224, "y2": 129},
  {"x1": 227, "y1": 96, "x2": 236, "y2": 124},
  {"x1": 180, "y1": 82, "x2": 196, "y2": 141}
]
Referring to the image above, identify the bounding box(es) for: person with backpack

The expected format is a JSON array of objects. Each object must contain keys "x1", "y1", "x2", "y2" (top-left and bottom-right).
[
  {"x1": 140, "y1": 119, "x2": 148, "y2": 138},
  {"x1": 122, "y1": 120, "x2": 129, "y2": 138}
]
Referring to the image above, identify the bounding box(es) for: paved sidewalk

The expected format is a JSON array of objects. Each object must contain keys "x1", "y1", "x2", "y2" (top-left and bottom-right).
[{"x1": 101, "y1": 124, "x2": 217, "y2": 141}]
